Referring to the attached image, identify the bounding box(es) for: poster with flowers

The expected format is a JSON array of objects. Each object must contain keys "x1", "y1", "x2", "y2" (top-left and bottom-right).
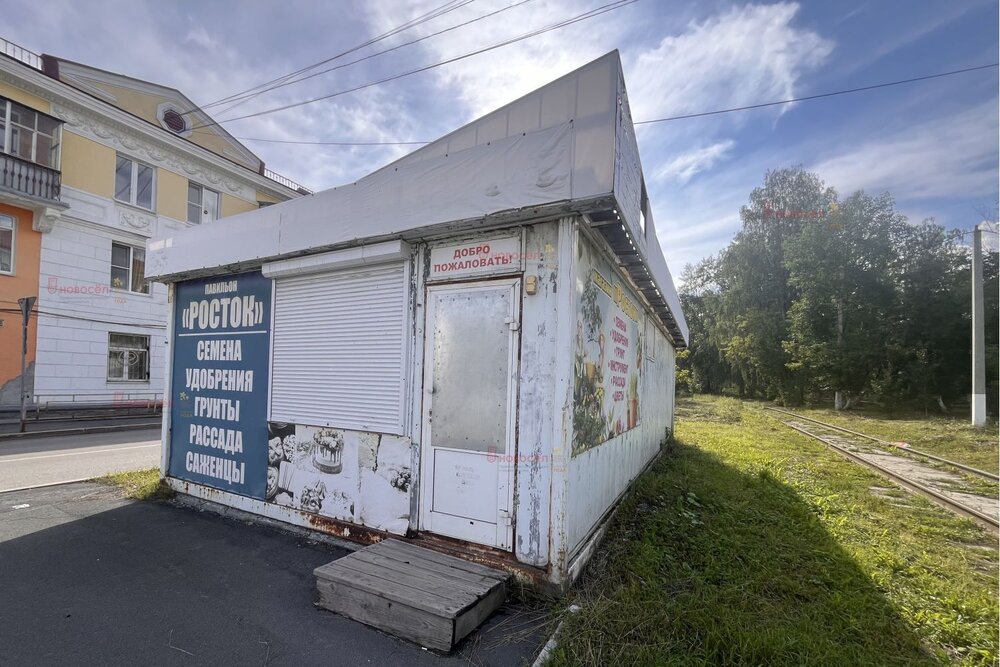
[{"x1": 573, "y1": 239, "x2": 643, "y2": 456}]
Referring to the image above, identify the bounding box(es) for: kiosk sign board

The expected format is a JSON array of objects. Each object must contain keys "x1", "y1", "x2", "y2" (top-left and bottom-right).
[
  {"x1": 428, "y1": 235, "x2": 522, "y2": 281},
  {"x1": 168, "y1": 271, "x2": 272, "y2": 499}
]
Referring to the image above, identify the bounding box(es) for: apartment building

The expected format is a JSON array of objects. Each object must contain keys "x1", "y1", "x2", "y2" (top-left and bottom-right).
[{"x1": 0, "y1": 38, "x2": 305, "y2": 409}]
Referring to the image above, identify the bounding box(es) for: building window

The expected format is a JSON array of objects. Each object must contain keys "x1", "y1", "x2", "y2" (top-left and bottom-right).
[
  {"x1": 156, "y1": 103, "x2": 191, "y2": 137},
  {"x1": 115, "y1": 154, "x2": 155, "y2": 210},
  {"x1": 107, "y1": 333, "x2": 150, "y2": 382},
  {"x1": 0, "y1": 99, "x2": 62, "y2": 169},
  {"x1": 110, "y1": 242, "x2": 149, "y2": 294},
  {"x1": 0, "y1": 214, "x2": 14, "y2": 274},
  {"x1": 187, "y1": 182, "x2": 219, "y2": 224},
  {"x1": 162, "y1": 109, "x2": 187, "y2": 133}
]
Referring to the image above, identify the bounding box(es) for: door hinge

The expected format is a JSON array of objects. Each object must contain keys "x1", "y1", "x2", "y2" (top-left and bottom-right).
[
  {"x1": 505, "y1": 317, "x2": 520, "y2": 331},
  {"x1": 498, "y1": 509, "x2": 513, "y2": 526}
]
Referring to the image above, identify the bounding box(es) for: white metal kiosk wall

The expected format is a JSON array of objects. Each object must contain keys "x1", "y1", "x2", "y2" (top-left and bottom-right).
[{"x1": 147, "y1": 51, "x2": 688, "y2": 588}]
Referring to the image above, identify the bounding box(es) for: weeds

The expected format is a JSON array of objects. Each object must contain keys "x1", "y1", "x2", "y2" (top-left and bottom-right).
[
  {"x1": 549, "y1": 396, "x2": 998, "y2": 666},
  {"x1": 94, "y1": 467, "x2": 174, "y2": 501}
]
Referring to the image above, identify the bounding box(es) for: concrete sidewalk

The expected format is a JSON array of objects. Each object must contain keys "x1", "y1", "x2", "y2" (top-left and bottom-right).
[
  {"x1": 0, "y1": 429, "x2": 161, "y2": 492},
  {"x1": 0, "y1": 483, "x2": 548, "y2": 666}
]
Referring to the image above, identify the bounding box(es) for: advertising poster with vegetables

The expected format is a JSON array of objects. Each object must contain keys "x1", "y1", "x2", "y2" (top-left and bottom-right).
[{"x1": 573, "y1": 240, "x2": 643, "y2": 455}]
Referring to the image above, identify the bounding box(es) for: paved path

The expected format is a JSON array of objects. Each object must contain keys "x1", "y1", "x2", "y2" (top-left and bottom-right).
[
  {"x1": 0, "y1": 483, "x2": 546, "y2": 665},
  {"x1": 0, "y1": 429, "x2": 161, "y2": 492}
]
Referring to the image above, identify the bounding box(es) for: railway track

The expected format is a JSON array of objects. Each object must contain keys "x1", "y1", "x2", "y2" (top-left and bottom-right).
[{"x1": 762, "y1": 406, "x2": 999, "y2": 533}]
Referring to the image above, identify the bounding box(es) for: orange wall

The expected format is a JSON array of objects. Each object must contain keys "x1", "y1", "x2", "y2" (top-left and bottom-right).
[{"x1": 0, "y1": 204, "x2": 41, "y2": 390}]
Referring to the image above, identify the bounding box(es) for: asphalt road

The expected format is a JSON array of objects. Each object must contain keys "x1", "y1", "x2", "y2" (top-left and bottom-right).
[
  {"x1": 0, "y1": 414, "x2": 162, "y2": 435},
  {"x1": 0, "y1": 482, "x2": 547, "y2": 665},
  {"x1": 0, "y1": 428, "x2": 161, "y2": 492}
]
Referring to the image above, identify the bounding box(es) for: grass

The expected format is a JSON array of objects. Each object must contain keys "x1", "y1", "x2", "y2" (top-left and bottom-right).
[
  {"x1": 776, "y1": 403, "x2": 999, "y2": 475},
  {"x1": 94, "y1": 467, "x2": 174, "y2": 501},
  {"x1": 549, "y1": 396, "x2": 998, "y2": 666}
]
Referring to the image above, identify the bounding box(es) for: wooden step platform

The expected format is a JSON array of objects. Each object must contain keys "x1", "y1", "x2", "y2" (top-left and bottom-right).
[{"x1": 314, "y1": 539, "x2": 510, "y2": 651}]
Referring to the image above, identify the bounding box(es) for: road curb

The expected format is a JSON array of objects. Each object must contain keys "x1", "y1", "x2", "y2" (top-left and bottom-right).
[
  {"x1": 531, "y1": 604, "x2": 580, "y2": 667},
  {"x1": 0, "y1": 476, "x2": 99, "y2": 495},
  {"x1": 0, "y1": 422, "x2": 161, "y2": 442}
]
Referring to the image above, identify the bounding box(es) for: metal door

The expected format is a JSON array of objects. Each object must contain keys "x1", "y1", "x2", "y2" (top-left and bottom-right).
[{"x1": 419, "y1": 278, "x2": 519, "y2": 550}]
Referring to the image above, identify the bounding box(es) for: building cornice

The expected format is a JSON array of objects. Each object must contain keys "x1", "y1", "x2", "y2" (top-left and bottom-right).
[
  {"x1": 53, "y1": 102, "x2": 256, "y2": 201},
  {"x1": 0, "y1": 58, "x2": 301, "y2": 202}
]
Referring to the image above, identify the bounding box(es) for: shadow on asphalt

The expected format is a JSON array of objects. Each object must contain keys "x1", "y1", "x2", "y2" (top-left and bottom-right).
[{"x1": 0, "y1": 483, "x2": 548, "y2": 666}]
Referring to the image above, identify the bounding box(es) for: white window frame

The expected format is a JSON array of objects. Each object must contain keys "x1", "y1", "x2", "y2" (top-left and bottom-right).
[
  {"x1": 107, "y1": 332, "x2": 151, "y2": 382},
  {"x1": 114, "y1": 153, "x2": 156, "y2": 211},
  {"x1": 110, "y1": 241, "x2": 150, "y2": 295},
  {"x1": 0, "y1": 214, "x2": 15, "y2": 275},
  {"x1": 187, "y1": 181, "x2": 219, "y2": 224},
  {"x1": 0, "y1": 98, "x2": 62, "y2": 169}
]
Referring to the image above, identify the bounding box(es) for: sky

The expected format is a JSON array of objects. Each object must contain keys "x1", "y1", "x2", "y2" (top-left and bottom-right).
[{"x1": 4, "y1": 0, "x2": 998, "y2": 275}]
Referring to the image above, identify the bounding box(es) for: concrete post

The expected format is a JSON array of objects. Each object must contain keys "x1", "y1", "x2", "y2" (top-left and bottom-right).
[{"x1": 971, "y1": 226, "x2": 986, "y2": 428}]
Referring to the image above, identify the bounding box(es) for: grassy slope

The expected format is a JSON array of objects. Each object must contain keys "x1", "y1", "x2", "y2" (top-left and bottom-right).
[
  {"x1": 551, "y1": 397, "x2": 998, "y2": 667},
  {"x1": 778, "y1": 404, "x2": 999, "y2": 475}
]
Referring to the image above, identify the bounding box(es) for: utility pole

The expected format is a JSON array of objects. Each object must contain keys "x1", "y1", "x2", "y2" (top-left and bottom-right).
[
  {"x1": 17, "y1": 296, "x2": 36, "y2": 434},
  {"x1": 971, "y1": 225, "x2": 986, "y2": 428}
]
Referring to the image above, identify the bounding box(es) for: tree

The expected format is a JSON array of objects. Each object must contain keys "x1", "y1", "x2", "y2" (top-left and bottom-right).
[
  {"x1": 783, "y1": 191, "x2": 903, "y2": 409},
  {"x1": 678, "y1": 258, "x2": 728, "y2": 393},
  {"x1": 889, "y1": 221, "x2": 969, "y2": 411},
  {"x1": 676, "y1": 167, "x2": 1000, "y2": 414},
  {"x1": 715, "y1": 168, "x2": 835, "y2": 403}
]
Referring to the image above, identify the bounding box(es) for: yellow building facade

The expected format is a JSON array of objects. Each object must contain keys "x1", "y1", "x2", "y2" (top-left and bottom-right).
[{"x1": 0, "y1": 40, "x2": 305, "y2": 408}]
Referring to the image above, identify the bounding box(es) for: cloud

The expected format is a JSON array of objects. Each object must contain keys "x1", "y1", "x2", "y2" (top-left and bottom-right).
[
  {"x1": 362, "y1": 0, "x2": 634, "y2": 121},
  {"x1": 185, "y1": 25, "x2": 216, "y2": 50},
  {"x1": 625, "y1": 3, "x2": 833, "y2": 123},
  {"x1": 810, "y1": 99, "x2": 999, "y2": 200},
  {"x1": 5, "y1": 0, "x2": 992, "y2": 271},
  {"x1": 835, "y1": 1, "x2": 985, "y2": 75},
  {"x1": 653, "y1": 140, "x2": 735, "y2": 184},
  {"x1": 630, "y1": 3, "x2": 835, "y2": 271}
]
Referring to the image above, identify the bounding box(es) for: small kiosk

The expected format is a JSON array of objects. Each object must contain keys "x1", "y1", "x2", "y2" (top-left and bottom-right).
[{"x1": 147, "y1": 50, "x2": 688, "y2": 589}]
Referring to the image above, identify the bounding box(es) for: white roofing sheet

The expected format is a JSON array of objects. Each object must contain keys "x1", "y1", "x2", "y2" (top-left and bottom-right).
[{"x1": 146, "y1": 51, "x2": 687, "y2": 345}]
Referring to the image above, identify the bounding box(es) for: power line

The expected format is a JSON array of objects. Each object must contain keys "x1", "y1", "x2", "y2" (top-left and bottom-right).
[
  {"x1": 194, "y1": 0, "x2": 478, "y2": 117},
  {"x1": 202, "y1": 0, "x2": 476, "y2": 112},
  {"x1": 188, "y1": 0, "x2": 638, "y2": 131},
  {"x1": 634, "y1": 63, "x2": 1000, "y2": 125},
  {"x1": 212, "y1": 61, "x2": 1000, "y2": 147},
  {"x1": 210, "y1": 0, "x2": 535, "y2": 116}
]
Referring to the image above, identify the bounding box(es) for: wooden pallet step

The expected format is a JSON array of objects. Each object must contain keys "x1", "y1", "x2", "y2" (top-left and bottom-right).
[{"x1": 314, "y1": 539, "x2": 510, "y2": 651}]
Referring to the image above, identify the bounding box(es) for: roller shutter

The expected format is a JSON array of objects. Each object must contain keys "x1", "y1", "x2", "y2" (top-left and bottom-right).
[{"x1": 270, "y1": 262, "x2": 408, "y2": 434}]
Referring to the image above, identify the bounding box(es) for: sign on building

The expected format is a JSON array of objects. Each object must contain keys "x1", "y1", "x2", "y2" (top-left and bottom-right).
[
  {"x1": 572, "y1": 238, "x2": 643, "y2": 455},
  {"x1": 168, "y1": 271, "x2": 272, "y2": 499},
  {"x1": 428, "y1": 235, "x2": 522, "y2": 281}
]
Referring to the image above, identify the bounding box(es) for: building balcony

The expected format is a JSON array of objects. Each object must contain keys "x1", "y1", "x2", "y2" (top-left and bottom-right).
[{"x1": 0, "y1": 152, "x2": 61, "y2": 203}]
